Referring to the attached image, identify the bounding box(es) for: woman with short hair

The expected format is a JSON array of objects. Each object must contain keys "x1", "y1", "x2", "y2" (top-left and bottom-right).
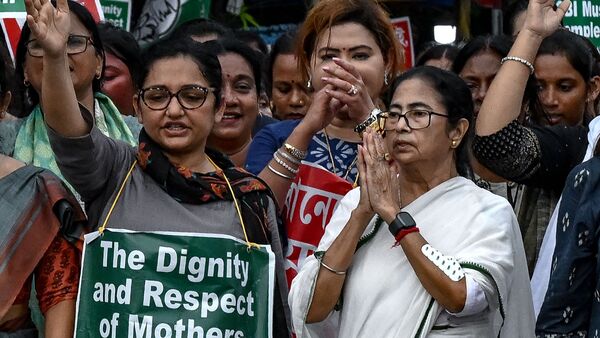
[{"x1": 290, "y1": 66, "x2": 535, "y2": 337}]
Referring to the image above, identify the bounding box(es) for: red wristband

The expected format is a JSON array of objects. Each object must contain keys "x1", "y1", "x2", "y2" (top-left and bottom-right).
[{"x1": 393, "y1": 227, "x2": 419, "y2": 247}]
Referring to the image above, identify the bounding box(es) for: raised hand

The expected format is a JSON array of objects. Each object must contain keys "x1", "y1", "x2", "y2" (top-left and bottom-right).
[
  {"x1": 25, "y1": 0, "x2": 70, "y2": 57},
  {"x1": 355, "y1": 144, "x2": 373, "y2": 217},
  {"x1": 322, "y1": 57, "x2": 376, "y2": 123},
  {"x1": 522, "y1": 0, "x2": 571, "y2": 39},
  {"x1": 361, "y1": 129, "x2": 401, "y2": 221},
  {"x1": 298, "y1": 84, "x2": 336, "y2": 134}
]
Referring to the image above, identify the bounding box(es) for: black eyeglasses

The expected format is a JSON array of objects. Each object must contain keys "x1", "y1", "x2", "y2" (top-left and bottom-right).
[
  {"x1": 139, "y1": 85, "x2": 214, "y2": 110},
  {"x1": 382, "y1": 109, "x2": 449, "y2": 131},
  {"x1": 26, "y1": 34, "x2": 94, "y2": 57}
]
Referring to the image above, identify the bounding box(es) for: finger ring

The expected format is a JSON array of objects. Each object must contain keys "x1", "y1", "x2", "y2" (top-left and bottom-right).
[
  {"x1": 347, "y1": 84, "x2": 359, "y2": 96},
  {"x1": 384, "y1": 153, "x2": 390, "y2": 161}
]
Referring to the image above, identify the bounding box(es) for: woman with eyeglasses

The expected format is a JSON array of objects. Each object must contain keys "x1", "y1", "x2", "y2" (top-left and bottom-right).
[
  {"x1": 24, "y1": 0, "x2": 291, "y2": 335},
  {"x1": 12, "y1": 0, "x2": 135, "y2": 199},
  {"x1": 289, "y1": 66, "x2": 535, "y2": 337},
  {"x1": 0, "y1": 27, "x2": 86, "y2": 338}
]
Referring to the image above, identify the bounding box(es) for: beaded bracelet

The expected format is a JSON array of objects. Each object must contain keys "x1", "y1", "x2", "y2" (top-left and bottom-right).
[
  {"x1": 267, "y1": 164, "x2": 294, "y2": 180},
  {"x1": 273, "y1": 152, "x2": 299, "y2": 174},
  {"x1": 501, "y1": 56, "x2": 535, "y2": 75}
]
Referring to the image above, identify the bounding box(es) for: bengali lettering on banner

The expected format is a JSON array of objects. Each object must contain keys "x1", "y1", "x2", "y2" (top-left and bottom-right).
[
  {"x1": 391, "y1": 16, "x2": 415, "y2": 69},
  {"x1": 560, "y1": 0, "x2": 600, "y2": 49},
  {"x1": 75, "y1": 229, "x2": 275, "y2": 338},
  {"x1": 282, "y1": 162, "x2": 353, "y2": 285}
]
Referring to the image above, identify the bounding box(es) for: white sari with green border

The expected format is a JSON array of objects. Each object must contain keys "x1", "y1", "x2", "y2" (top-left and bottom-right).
[{"x1": 289, "y1": 176, "x2": 535, "y2": 338}]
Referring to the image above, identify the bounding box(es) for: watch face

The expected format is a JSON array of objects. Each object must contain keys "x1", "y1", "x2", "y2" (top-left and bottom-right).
[
  {"x1": 398, "y1": 212, "x2": 416, "y2": 228},
  {"x1": 389, "y1": 211, "x2": 416, "y2": 236}
]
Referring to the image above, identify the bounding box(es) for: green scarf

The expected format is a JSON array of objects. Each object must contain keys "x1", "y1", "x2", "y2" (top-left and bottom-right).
[{"x1": 14, "y1": 92, "x2": 136, "y2": 191}]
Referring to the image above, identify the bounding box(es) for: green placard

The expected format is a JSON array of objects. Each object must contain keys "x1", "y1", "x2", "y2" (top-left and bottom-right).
[
  {"x1": 75, "y1": 229, "x2": 275, "y2": 338},
  {"x1": 100, "y1": 0, "x2": 131, "y2": 31},
  {"x1": 560, "y1": 0, "x2": 600, "y2": 49},
  {"x1": 0, "y1": 0, "x2": 26, "y2": 18}
]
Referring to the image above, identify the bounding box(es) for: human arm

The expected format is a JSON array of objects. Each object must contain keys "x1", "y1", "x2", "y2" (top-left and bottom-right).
[
  {"x1": 303, "y1": 146, "x2": 375, "y2": 323},
  {"x1": 473, "y1": 122, "x2": 587, "y2": 190},
  {"x1": 35, "y1": 234, "x2": 80, "y2": 338},
  {"x1": 475, "y1": 0, "x2": 570, "y2": 136},
  {"x1": 361, "y1": 130, "x2": 468, "y2": 313},
  {"x1": 256, "y1": 85, "x2": 337, "y2": 207},
  {"x1": 25, "y1": 0, "x2": 89, "y2": 137},
  {"x1": 44, "y1": 300, "x2": 75, "y2": 338}
]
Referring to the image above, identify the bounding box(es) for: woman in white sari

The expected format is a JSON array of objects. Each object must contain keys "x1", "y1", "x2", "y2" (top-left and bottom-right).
[{"x1": 289, "y1": 66, "x2": 535, "y2": 337}]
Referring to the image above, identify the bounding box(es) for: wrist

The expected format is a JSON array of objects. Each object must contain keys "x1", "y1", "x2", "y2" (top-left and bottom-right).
[
  {"x1": 379, "y1": 206, "x2": 400, "y2": 225},
  {"x1": 353, "y1": 108, "x2": 383, "y2": 135},
  {"x1": 352, "y1": 208, "x2": 374, "y2": 224},
  {"x1": 519, "y1": 28, "x2": 546, "y2": 44},
  {"x1": 355, "y1": 103, "x2": 376, "y2": 123}
]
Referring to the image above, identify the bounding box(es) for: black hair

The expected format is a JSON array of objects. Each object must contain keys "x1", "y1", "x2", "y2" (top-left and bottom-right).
[
  {"x1": 202, "y1": 38, "x2": 263, "y2": 93},
  {"x1": 98, "y1": 22, "x2": 141, "y2": 86},
  {"x1": 416, "y1": 44, "x2": 459, "y2": 67},
  {"x1": 265, "y1": 30, "x2": 297, "y2": 95},
  {"x1": 452, "y1": 34, "x2": 542, "y2": 125},
  {"x1": 451, "y1": 35, "x2": 512, "y2": 74},
  {"x1": 15, "y1": 0, "x2": 104, "y2": 116},
  {"x1": 387, "y1": 66, "x2": 474, "y2": 178},
  {"x1": 503, "y1": 0, "x2": 528, "y2": 36},
  {"x1": 170, "y1": 18, "x2": 233, "y2": 42},
  {"x1": 235, "y1": 30, "x2": 269, "y2": 55},
  {"x1": 138, "y1": 38, "x2": 223, "y2": 108},
  {"x1": 538, "y1": 29, "x2": 594, "y2": 82}
]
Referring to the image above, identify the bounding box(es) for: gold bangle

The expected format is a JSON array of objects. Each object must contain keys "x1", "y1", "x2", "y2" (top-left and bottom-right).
[{"x1": 284, "y1": 143, "x2": 307, "y2": 160}]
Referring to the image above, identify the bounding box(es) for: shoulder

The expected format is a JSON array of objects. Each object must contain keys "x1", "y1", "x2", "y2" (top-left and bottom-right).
[
  {"x1": 452, "y1": 177, "x2": 516, "y2": 219},
  {"x1": 258, "y1": 119, "x2": 300, "y2": 137}
]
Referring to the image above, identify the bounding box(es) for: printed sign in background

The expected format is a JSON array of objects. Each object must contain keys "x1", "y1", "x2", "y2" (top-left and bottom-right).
[
  {"x1": 560, "y1": 0, "x2": 600, "y2": 49},
  {"x1": 283, "y1": 162, "x2": 353, "y2": 285},
  {"x1": 132, "y1": 0, "x2": 212, "y2": 46},
  {"x1": 100, "y1": 0, "x2": 131, "y2": 31},
  {"x1": 0, "y1": 0, "x2": 104, "y2": 61},
  {"x1": 0, "y1": 0, "x2": 26, "y2": 18},
  {"x1": 391, "y1": 17, "x2": 415, "y2": 70},
  {"x1": 75, "y1": 229, "x2": 275, "y2": 338}
]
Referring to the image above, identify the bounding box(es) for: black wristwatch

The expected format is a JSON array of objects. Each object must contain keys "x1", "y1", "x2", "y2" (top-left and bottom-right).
[{"x1": 388, "y1": 211, "x2": 417, "y2": 236}]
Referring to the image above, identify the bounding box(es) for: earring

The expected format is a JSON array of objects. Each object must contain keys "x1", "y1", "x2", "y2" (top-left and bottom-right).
[
  {"x1": 451, "y1": 140, "x2": 458, "y2": 147},
  {"x1": 95, "y1": 73, "x2": 102, "y2": 80},
  {"x1": 384, "y1": 70, "x2": 389, "y2": 86},
  {"x1": 24, "y1": 79, "x2": 30, "y2": 87}
]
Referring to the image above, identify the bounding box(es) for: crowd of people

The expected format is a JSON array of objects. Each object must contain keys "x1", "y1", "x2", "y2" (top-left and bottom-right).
[{"x1": 0, "y1": 0, "x2": 598, "y2": 337}]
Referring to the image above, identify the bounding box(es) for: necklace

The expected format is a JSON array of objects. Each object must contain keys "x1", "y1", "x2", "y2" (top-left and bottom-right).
[{"x1": 322, "y1": 127, "x2": 359, "y2": 180}]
